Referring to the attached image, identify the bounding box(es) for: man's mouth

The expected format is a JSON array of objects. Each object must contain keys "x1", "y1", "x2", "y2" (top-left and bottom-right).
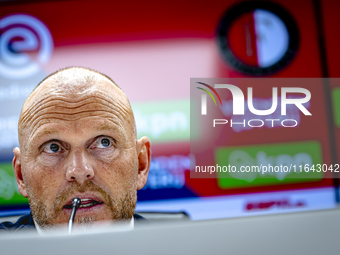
[{"x1": 63, "y1": 198, "x2": 104, "y2": 209}]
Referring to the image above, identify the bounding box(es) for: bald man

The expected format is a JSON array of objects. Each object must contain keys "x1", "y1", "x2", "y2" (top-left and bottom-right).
[{"x1": 0, "y1": 67, "x2": 151, "y2": 233}]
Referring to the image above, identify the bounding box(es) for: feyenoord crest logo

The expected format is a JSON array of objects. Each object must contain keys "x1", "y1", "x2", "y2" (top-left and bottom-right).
[{"x1": 217, "y1": 1, "x2": 299, "y2": 76}]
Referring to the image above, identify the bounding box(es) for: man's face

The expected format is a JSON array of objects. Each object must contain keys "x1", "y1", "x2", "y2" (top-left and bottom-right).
[{"x1": 12, "y1": 72, "x2": 150, "y2": 228}]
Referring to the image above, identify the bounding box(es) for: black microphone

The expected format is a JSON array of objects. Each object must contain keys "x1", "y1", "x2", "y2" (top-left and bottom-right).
[{"x1": 68, "y1": 197, "x2": 81, "y2": 234}]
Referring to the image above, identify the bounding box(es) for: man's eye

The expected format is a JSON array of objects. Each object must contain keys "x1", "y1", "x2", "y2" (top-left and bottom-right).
[
  {"x1": 43, "y1": 142, "x2": 62, "y2": 153},
  {"x1": 94, "y1": 137, "x2": 113, "y2": 149},
  {"x1": 101, "y1": 138, "x2": 110, "y2": 147}
]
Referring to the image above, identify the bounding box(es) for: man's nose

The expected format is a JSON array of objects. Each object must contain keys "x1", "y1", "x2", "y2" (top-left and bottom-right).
[{"x1": 66, "y1": 150, "x2": 94, "y2": 184}]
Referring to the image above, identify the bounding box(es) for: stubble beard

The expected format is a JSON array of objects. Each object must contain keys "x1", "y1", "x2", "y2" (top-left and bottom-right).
[{"x1": 27, "y1": 180, "x2": 137, "y2": 229}]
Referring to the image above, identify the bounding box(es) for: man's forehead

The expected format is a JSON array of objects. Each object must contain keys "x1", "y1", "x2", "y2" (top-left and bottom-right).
[
  {"x1": 24, "y1": 68, "x2": 125, "y2": 109},
  {"x1": 18, "y1": 67, "x2": 136, "y2": 148}
]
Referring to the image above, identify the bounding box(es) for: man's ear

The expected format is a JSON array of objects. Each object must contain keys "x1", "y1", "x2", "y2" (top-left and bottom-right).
[
  {"x1": 13, "y1": 147, "x2": 28, "y2": 198},
  {"x1": 136, "y1": 136, "x2": 151, "y2": 190}
]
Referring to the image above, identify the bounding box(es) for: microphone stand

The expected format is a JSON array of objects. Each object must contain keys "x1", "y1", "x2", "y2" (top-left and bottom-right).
[{"x1": 68, "y1": 197, "x2": 81, "y2": 234}]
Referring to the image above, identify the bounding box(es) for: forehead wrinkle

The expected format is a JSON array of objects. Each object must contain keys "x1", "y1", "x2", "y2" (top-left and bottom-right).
[
  {"x1": 24, "y1": 99, "x2": 131, "y2": 146},
  {"x1": 26, "y1": 118, "x2": 124, "y2": 152},
  {"x1": 22, "y1": 99, "x2": 116, "y2": 130},
  {"x1": 20, "y1": 97, "x2": 90, "y2": 131},
  {"x1": 20, "y1": 92, "x2": 131, "y2": 133},
  {"x1": 20, "y1": 91, "x2": 118, "y2": 127},
  {"x1": 28, "y1": 112, "x2": 123, "y2": 142}
]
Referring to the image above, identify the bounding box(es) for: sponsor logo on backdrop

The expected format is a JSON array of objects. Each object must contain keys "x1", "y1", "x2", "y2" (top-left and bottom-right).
[
  {"x1": 143, "y1": 155, "x2": 191, "y2": 190},
  {"x1": 213, "y1": 141, "x2": 323, "y2": 187},
  {"x1": 133, "y1": 100, "x2": 190, "y2": 143},
  {"x1": 0, "y1": 14, "x2": 53, "y2": 79},
  {"x1": 245, "y1": 198, "x2": 305, "y2": 211},
  {"x1": 217, "y1": 1, "x2": 299, "y2": 75}
]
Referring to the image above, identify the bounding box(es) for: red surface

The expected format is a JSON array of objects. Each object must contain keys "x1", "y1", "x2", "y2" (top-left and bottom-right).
[
  {"x1": 0, "y1": 0, "x2": 337, "y2": 198},
  {"x1": 0, "y1": 0, "x2": 234, "y2": 45},
  {"x1": 228, "y1": 12, "x2": 259, "y2": 66}
]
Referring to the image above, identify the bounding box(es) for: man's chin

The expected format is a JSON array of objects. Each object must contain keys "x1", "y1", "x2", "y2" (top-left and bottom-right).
[
  {"x1": 41, "y1": 215, "x2": 116, "y2": 232},
  {"x1": 29, "y1": 188, "x2": 137, "y2": 230},
  {"x1": 73, "y1": 218, "x2": 121, "y2": 232},
  {"x1": 37, "y1": 218, "x2": 125, "y2": 234},
  {"x1": 60, "y1": 203, "x2": 114, "y2": 225}
]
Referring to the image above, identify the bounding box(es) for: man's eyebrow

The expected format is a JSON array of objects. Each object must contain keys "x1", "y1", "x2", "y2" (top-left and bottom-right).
[
  {"x1": 99, "y1": 123, "x2": 119, "y2": 131},
  {"x1": 98, "y1": 122, "x2": 124, "y2": 141},
  {"x1": 31, "y1": 129, "x2": 58, "y2": 143}
]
